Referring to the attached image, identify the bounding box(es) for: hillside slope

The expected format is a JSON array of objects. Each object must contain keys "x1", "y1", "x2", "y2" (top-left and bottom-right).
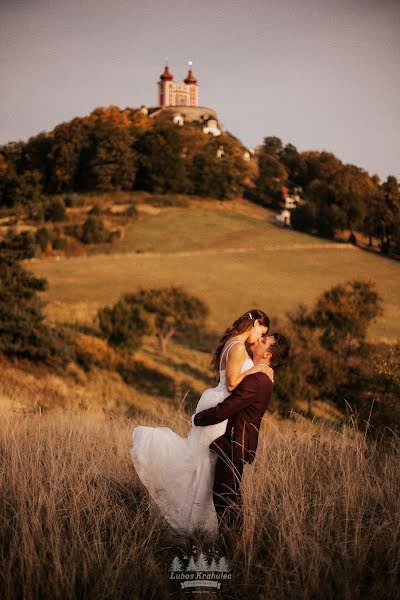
[{"x1": 26, "y1": 196, "x2": 400, "y2": 343}]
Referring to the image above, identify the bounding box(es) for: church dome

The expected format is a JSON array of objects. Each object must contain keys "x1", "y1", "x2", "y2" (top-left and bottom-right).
[
  {"x1": 184, "y1": 69, "x2": 197, "y2": 84},
  {"x1": 160, "y1": 65, "x2": 174, "y2": 81}
]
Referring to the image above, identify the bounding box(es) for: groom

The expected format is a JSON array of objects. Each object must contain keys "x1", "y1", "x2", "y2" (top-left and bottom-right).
[{"x1": 193, "y1": 333, "x2": 289, "y2": 532}]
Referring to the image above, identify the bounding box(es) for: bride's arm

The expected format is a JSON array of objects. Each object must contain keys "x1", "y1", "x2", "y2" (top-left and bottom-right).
[{"x1": 225, "y1": 344, "x2": 272, "y2": 392}]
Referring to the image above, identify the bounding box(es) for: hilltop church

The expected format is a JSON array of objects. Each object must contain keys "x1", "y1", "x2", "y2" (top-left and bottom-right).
[{"x1": 148, "y1": 63, "x2": 222, "y2": 136}]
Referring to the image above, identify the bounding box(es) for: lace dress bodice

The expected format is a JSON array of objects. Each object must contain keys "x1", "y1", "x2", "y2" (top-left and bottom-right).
[
  {"x1": 217, "y1": 357, "x2": 254, "y2": 392},
  {"x1": 189, "y1": 341, "x2": 254, "y2": 445}
]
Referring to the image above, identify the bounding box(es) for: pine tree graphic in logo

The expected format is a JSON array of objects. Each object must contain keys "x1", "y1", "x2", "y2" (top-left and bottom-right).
[
  {"x1": 196, "y1": 552, "x2": 209, "y2": 571},
  {"x1": 209, "y1": 557, "x2": 218, "y2": 571},
  {"x1": 169, "y1": 556, "x2": 183, "y2": 572},
  {"x1": 186, "y1": 555, "x2": 198, "y2": 571},
  {"x1": 216, "y1": 556, "x2": 230, "y2": 572}
]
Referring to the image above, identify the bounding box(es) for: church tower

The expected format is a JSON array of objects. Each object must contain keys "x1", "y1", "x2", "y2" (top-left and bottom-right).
[
  {"x1": 184, "y1": 64, "x2": 198, "y2": 107},
  {"x1": 158, "y1": 64, "x2": 175, "y2": 107}
]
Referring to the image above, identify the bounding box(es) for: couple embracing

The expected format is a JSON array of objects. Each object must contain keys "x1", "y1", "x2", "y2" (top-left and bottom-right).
[{"x1": 131, "y1": 309, "x2": 289, "y2": 537}]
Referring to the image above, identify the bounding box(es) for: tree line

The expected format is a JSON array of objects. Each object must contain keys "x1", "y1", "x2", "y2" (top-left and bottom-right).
[
  {"x1": 0, "y1": 106, "x2": 249, "y2": 205},
  {"x1": 1, "y1": 107, "x2": 399, "y2": 255},
  {"x1": 253, "y1": 136, "x2": 400, "y2": 256}
]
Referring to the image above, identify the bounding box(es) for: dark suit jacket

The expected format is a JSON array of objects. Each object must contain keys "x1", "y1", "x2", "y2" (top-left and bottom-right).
[{"x1": 193, "y1": 372, "x2": 273, "y2": 465}]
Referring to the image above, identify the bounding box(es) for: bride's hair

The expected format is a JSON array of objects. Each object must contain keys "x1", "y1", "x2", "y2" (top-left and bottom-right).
[{"x1": 211, "y1": 309, "x2": 270, "y2": 373}]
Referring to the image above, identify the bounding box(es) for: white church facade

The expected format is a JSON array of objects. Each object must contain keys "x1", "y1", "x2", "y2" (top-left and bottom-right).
[{"x1": 158, "y1": 64, "x2": 199, "y2": 108}]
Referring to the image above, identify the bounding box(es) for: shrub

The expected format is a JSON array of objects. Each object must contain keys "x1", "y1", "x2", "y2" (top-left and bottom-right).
[
  {"x1": 52, "y1": 236, "x2": 68, "y2": 251},
  {"x1": 123, "y1": 286, "x2": 209, "y2": 353},
  {"x1": 45, "y1": 199, "x2": 66, "y2": 222},
  {"x1": 31, "y1": 203, "x2": 45, "y2": 222},
  {"x1": 35, "y1": 227, "x2": 53, "y2": 252},
  {"x1": 80, "y1": 216, "x2": 110, "y2": 244},
  {"x1": 124, "y1": 204, "x2": 139, "y2": 218},
  {"x1": 88, "y1": 203, "x2": 101, "y2": 216},
  {"x1": 145, "y1": 194, "x2": 189, "y2": 208},
  {"x1": 64, "y1": 223, "x2": 83, "y2": 240},
  {"x1": 350, "y1": 343, "x2": 400, "y2": 439},
  {"x1": 64, "y1": 194, "x2": 84, "y2": 207},
  {"x1": 98, "y1": 300, "x2": 154, "y2": 354},
  {"x1": 108, "y1": 229, "x2": 121, "y2": 242}
]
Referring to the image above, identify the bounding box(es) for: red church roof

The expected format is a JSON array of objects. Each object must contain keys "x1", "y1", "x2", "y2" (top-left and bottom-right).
[
  {"x1": 184, "y1": 69, "x2": 197, "y2": 84},
  {"x1": 160, "y1": 65, "x2": 174, "y2": 81}
]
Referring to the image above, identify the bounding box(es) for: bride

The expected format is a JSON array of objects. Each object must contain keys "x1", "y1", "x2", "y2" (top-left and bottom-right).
[{"x1": 130, "y1": 308, "x2": 271, "y2": 536}]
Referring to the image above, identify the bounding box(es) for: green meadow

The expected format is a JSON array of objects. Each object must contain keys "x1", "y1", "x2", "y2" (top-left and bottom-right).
[{"x1": 27, "y1": 204, "x2": 400, "y2": 342}]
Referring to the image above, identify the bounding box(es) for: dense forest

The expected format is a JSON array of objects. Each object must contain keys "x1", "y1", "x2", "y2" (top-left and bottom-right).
[{"x1": 0, "y1": 104, "x2": 399, "y2": 255}]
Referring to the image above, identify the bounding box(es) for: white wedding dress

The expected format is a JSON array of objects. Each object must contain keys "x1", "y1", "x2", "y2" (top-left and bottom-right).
[{"x1": 130, "y1": 341, "x2": 254, "y2": 536}]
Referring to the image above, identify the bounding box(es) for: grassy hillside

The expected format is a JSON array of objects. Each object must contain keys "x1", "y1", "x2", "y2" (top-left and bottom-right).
[{"x1": 26, "y1": 197, "x2": 400, "y2": 343}]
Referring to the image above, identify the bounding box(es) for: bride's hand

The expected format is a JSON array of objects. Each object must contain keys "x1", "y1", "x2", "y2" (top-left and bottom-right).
[{"x1": 248, "y1": 363, "x2": 274, "y2": 381}]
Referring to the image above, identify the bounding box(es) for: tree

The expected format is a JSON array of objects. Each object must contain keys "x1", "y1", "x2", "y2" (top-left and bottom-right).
[
  {"x1": 362, "y1": 176, "x2": 400, "y2": 255},
  {"x1": 46, "y1": 118, "x2": 92, "y2": 193},
  {"x1": 81, "y1": 119, "x2": 136, "y2": 191},
  {"x1": 314, "y1": 201, "x2": 338, "y2": 239},
  {"x1": 0, "y1": 169, "x2": 43, "y2": 212},
  {"x1": 123, "y1": 287, "x2": 209, "y2": 353},
  {"x1": 331, "y1": 165, "x2": 378, "y2": 238},
  {"x1": 280, "y1": 143, "x2": 307, "y2": 188},
  {"x1": 259, "y1": 136, "x2": 284, "y2": 159},
  {"x1": 362, "y1": 189, "x2": 385, "y2": 247},
  {"x1": 134, "y1": 123, "x2": 188, "y2": 193},
  {"x1": 277, "y1": 279, "x2": 383, "y2": 416},
  {"x1": 19, "y1": 131, "x2": 52, "y2": 180},
  {"x1": 189, "y1": 137, "x2": 248, "y2": 199},
  {"x1": 290, "y1": 202, "x2": 316, "y2": 233},
  {"x1": 254, "y1": 151, "x2": 288, "y2": 207},
  {"x1": 0, "y1": 253, "x2": 74, "y2": 366},
  {"x1": 98, "y1": 299, "x2": 154, "y2": 354},
  {"x1": 291, "y1": 178, "x2": 343, "y2": 239},
  {"x1": 302, "y1": 279, "x2": 383, "y2": 354},
  {"x1": 379, "y1": 176, "x2": 400, "y2": 255},
  {"x1": 1, "y1": 229, "x2": 36, "y2": 260},
  {"x1": 300, "y1": 151, "x2": 342, "y2": 188}
]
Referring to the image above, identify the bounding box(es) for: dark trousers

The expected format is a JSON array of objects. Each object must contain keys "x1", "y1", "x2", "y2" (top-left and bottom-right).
[{"x1": 212, "y1": 454, "x2": 244, "y2": 531}]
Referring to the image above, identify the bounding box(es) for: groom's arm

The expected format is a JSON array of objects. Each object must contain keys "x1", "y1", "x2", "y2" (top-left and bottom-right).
[{"x1": 193, "y1": 373, "x2": 269, "y2": 426}]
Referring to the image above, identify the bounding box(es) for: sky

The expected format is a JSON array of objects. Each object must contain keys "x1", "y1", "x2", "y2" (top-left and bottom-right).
[{"x1": 1, "y1": 0, "x2": 399, "y2": 181}]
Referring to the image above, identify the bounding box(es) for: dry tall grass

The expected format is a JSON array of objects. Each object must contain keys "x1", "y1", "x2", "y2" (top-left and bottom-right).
[{"x1": 0, "y1": 399, "x2": 399, "y2": 599}]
